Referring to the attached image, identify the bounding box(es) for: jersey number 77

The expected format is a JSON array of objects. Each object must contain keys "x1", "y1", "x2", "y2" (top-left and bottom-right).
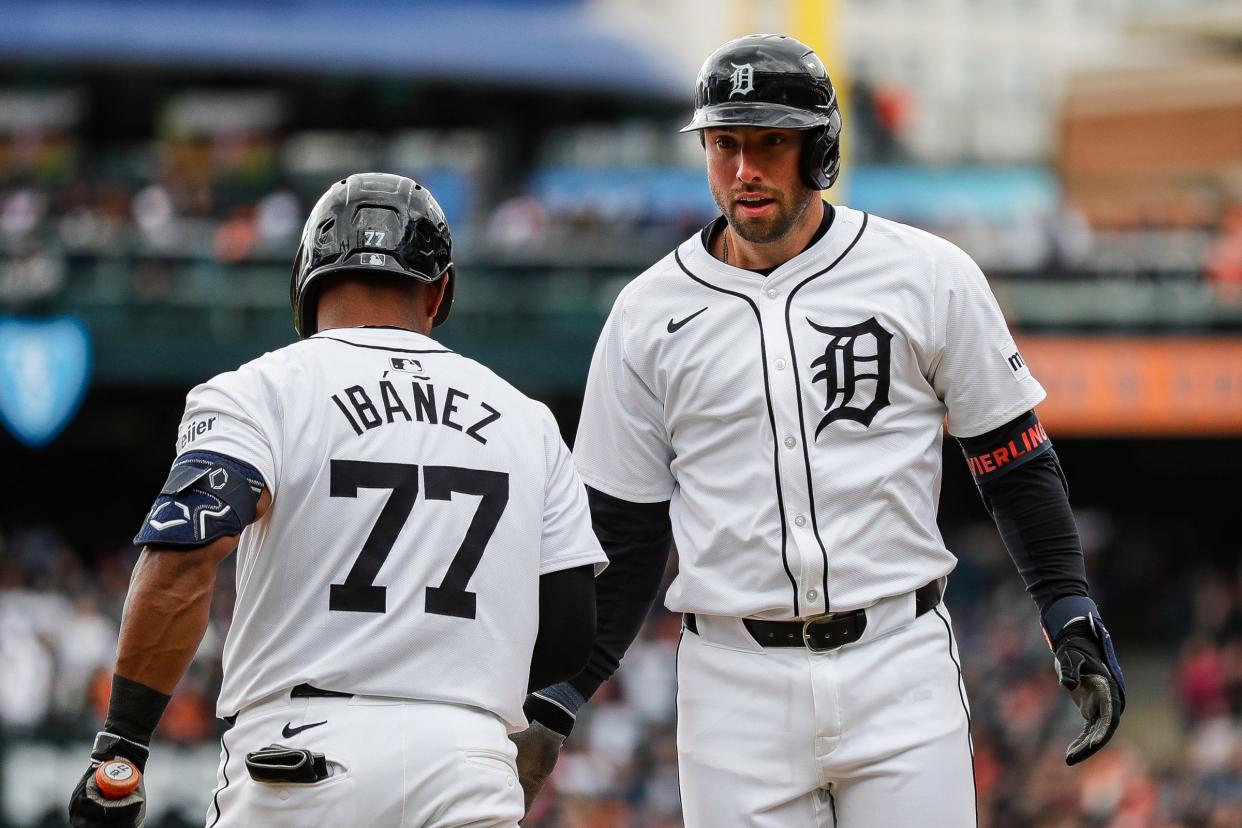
[{"x1": 327, "y1": 459, "x2": 509, "y2": 619}]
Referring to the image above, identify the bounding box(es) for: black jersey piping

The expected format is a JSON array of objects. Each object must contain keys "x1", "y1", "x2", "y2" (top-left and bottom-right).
[
  {"x1": 783, "y1": 213, "x2": 869, "y2": 609},
  {"x1": 933, "y1": 605, "x2": 980, "y2": 828},
  {"x1": 673, "y1": 621, "x2": 685, "y2": 810},
  {"x1": 674, "y1": 248, "x2": 799, "y2": 615},
  {"x1": 207, "y1": 726, "x2": 232, "y2": 828},
  {"x1": 312, "y1": 335, "x2": 453, "y2": 355}
]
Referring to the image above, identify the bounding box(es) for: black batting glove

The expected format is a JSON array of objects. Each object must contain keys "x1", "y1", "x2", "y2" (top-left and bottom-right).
[
  {"x1": 68, "y1": 732, "x2": 150, "y2": 828},
  {"x1": 1052, "y1": 616, "x2": 1126, "y2": 765}
]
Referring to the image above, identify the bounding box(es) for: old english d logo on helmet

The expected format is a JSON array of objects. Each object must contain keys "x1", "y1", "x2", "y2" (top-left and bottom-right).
[{"x1": 728, "y1": 63, "x2": 755, "y2": 97}]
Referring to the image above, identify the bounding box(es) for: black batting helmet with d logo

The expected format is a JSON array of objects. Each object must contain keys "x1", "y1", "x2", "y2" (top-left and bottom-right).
[{"x1": 681, "y1": 34, "x2": 842, "y2": 191}]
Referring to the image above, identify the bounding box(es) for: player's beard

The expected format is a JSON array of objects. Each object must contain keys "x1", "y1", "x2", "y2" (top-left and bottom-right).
[{"x1": 714, "y1": 184, "x2": 819, "y2": 245}]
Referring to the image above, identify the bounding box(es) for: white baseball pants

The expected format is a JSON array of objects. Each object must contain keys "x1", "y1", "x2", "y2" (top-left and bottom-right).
[
  {"x1": 677, "y1": 604, "x2": 977, "y2": 827},
  {"x1": 204, "y1": 693, "x2": 523, "y2": 828}
]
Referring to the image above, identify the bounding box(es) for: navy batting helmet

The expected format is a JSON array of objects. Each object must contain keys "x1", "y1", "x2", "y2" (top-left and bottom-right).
[
  {"x1": 681, "y1": 34, "x2": 842, "y2": 190},
  {"x1": 290, "y1": 173, "x2": 454, "y2": 337}
]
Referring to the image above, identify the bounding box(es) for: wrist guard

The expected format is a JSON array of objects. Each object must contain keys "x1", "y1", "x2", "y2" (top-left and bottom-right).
[{"x1": 525, "y1": 682, "x2": 586, "y2": 738}]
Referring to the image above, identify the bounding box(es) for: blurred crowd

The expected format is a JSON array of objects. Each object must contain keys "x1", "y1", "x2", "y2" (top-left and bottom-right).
[
  {"x1": 2, "y1": 510, "x2": 1241, "y2": 828},
  {"x1": 3, "y1": 100, "x2": 1242, "y2": 309},
  {"x1": 0, "y1": 529, "x2": 224, "y2": 747},
  {"x1": 3, "y1": 157, "x2": 1242, "y2": 297}
]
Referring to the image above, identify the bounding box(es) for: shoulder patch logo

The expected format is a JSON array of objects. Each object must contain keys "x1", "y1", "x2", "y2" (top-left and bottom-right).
[
  {"x1": 807, "y1": 316, "x2": 893, "y2": 436},
  {"x1": 177, "y1": 416, "x2": 217, "y2": 451},
  {"x1": 997, "y1": 343, "x2": 1032, "y2": 381}
]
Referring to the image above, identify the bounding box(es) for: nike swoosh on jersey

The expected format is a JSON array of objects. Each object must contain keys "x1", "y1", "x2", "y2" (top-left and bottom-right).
[
  {"x1": 281, "y1": 720, "x2": 328, "y2": 738},
  {"x1": 667, "y1": 307, "x2": 709, "y2": 333}
]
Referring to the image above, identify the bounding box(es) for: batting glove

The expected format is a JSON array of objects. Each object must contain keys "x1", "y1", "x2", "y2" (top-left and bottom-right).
[
  {"x1": 1052, "y1": 615, "x2": 1126, "y2": 765},
  {"x1": 68, "y1": 732, "x2": 149, "y2": 828},
  {"x1": 510, "y1": 689, "x2": 581, "y2": 816},
  {"x1": 510, "y1": 719, "x2": 567, "y2": 816}
]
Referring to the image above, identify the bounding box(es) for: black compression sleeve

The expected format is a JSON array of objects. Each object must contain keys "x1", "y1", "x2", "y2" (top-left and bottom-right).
[
  {"x1": 566, "y1": 487, "x2": 672, "y2": 701},
  {"x1": 958, "y1": 412, "x2": 1088, "y2": 614},
  {"x1": 528, "y1": 564, "x2": 596, "y2": 693}
]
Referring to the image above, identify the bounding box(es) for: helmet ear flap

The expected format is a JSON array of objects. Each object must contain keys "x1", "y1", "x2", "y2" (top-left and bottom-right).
[
  {"x1": 290, "y1": 244, "x2": 309, "y2": 337},
  {"x1": 431, "y1": 265, "x2": 454, "y2": 328},
  {"x1": 799, "y1": 111, "x2": 841, "y2": 190}
]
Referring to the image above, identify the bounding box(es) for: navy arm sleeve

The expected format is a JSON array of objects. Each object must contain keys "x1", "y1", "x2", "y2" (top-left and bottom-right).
[
  {"x1": 567, "y1": 486, "x2": 673, "y2": 700},
  {"x1": 957, "y1": 411, "x2": 1089, "y2": 616},
  {"x1": 528, "y1": 564, "x2": 597, "y2": 693}
]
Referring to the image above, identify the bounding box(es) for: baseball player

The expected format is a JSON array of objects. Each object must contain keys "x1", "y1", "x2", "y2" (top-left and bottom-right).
[
  {"x1": 511, "y1": 35, "x2": 1126, "y2": 826},
  {"x1": 68, "y1": 173, "x2": 606, "y2": 828}
]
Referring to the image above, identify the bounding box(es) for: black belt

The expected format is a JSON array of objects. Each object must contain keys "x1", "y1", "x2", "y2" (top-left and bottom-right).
[
  {"x1": 684, "y1": 579, "x2": 943, "y2": 653},
  {"x1": 290, "y1": 683, "x2": 353, "y2": 699}
]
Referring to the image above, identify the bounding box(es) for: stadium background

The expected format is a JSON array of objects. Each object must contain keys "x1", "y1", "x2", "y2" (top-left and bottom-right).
[{"x1": 1, "y1": 0, "x2": 1240, "y2": 825}]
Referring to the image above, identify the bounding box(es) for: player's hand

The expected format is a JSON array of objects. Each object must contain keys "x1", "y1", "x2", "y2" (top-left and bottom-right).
[
  {"x1": 509, "y1": 720, "x2": 566, "y2": 816},
  {"x1": 1053, "y1": 616, "x2": 1126, "y2": 766},
  {"x1": 69, "y1": 733, "x2": 149, "y2": 828}
]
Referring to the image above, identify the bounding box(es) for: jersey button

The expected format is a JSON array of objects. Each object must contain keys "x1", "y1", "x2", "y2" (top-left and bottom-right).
[
  {"x1": 775, "y1": 358, "x2": 786, "y2": 370},
  {"x1": 794, "y1": 514, "x2": 807, "y2": 527},
  {"x1": 783, "y1": 436, "x2": 797, "y2": 449},
  {"x1": 807, "y1": 589, "x2": 818, "y2": 602},
  {"x1": 766, "y1": 288, "x2": 778, "y2": 299}
]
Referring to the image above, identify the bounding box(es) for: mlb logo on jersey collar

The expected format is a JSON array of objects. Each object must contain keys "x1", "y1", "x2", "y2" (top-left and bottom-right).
[{"x1": 0, "y1": 315, "x2": 92, "y2": 448}]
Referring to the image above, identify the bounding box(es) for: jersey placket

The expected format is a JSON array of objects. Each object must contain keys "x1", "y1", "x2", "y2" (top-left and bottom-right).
[{"x1": 757, "y1": 275, "x2": 826, "y2": 618}]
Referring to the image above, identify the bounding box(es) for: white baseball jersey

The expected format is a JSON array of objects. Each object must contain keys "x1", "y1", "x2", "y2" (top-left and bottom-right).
[
  {"x1": 171, "y1": 326, "x2": 606, "y2": 727},
  {"x1": 574, "y1": 206, "x2": 1044, "y2": 620}
]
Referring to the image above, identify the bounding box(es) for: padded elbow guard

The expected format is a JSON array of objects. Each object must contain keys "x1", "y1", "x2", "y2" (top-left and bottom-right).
[{"x1": 133, "y1": 451, "x2": 264, "y2": 548}]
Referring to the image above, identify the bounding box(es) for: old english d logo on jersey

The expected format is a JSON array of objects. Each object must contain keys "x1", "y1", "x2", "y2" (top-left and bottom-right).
[{"x1": 807, "y1": 316, "x2": 893, "y2": 436}]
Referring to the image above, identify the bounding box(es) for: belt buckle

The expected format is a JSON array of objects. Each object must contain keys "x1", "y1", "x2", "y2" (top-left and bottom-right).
[{"x1": 801, "y1": 613, "x2": 842, "y2": 653}]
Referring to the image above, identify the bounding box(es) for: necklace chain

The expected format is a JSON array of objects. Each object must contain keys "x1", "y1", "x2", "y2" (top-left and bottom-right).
[{"x1": 722, "y1": 227, "x2": 729, "y2": 265}]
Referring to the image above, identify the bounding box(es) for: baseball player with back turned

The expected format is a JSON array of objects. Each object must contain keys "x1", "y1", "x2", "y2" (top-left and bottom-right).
[
  {"x1": 511, "y1": 34, "x2": 1126, "y2": 826},
  {"x1": 68, "y1": 173, "x2": 606, "y2": 828}
]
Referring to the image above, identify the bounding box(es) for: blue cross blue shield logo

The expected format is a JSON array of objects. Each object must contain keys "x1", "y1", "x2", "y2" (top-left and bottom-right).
[{"x1": 0, "y1": 316, "x2": 92, "y2": 448}]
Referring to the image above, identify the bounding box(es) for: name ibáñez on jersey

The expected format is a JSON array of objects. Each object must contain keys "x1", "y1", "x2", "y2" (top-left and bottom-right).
[{"x1": 329, "y1": 363, "x2": 502, "y2": 445}]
